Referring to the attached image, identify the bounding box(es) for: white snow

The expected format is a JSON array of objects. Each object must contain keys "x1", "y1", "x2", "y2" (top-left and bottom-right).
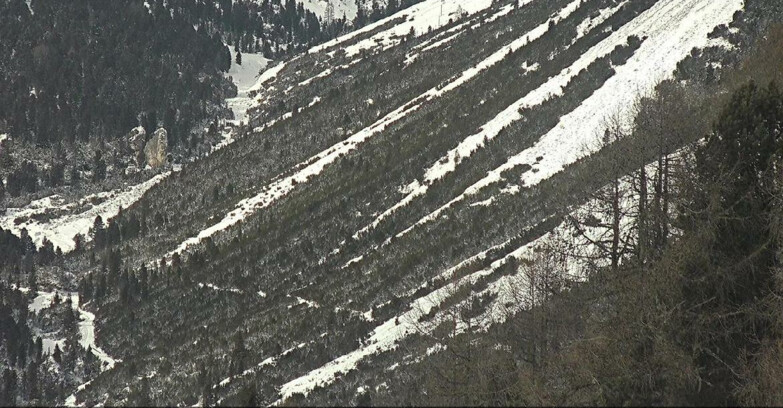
[
  {"x1": 247, "y1": 61, "x2": 288, "y2": 94},
  {"x1": 29, "y1": 291, "x2": 57, "y2": 314},
  {"x1": 226, "y1": 48, "x2": 270, "y2": 126},
  {"x1": 403, "y1": 2, "x2": 519, "y2": 66},
  {"x1": 42, "y1": 338, "x2": 66, "y2": 356},
  {"x1": 396, "y1": 0, "x2": 744, "y2": 239},
  {"x1": 311, "y1": 0, "x2": 494, "y2": 58},
  {"x1": 576, "y1": 1, "x2": 628, "y2": 37},
  {"x1": 342, "y1": 255, "x2": 365, "y2": 269},
  {"x1": 290, "y1": 296, "x2": 320, "y2": 309},
  {"x1": 0, "y1": 172, "x2": 172, "y2": 253},
  {"x1": 198, "y1": 282, "x2": 243, "y2": 294},
  {"x1": 77, "y1": 304, "x2": 119, "y2": 371},
  {"x1": 299, "y1": 0, "x2": 358, "y2": 21}
]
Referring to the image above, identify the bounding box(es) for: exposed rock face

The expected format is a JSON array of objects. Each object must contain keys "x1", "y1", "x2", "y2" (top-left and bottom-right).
[
  {"x1": 128, "y1": 126, "x2": 147, "y2": 167},
  {"x1": 144, "y1": 128, "x2": 168, "y2": 168}
]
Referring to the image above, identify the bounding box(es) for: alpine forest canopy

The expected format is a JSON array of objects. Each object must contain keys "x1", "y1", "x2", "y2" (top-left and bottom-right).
[{"x1": 0, "y1": 0, "x2": 353, "y2": 148}]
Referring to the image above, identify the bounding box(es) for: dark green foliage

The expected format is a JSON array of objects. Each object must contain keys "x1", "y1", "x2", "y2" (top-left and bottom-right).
[
  {"x1": 676, "y1": 80, "x2": 783, "y2": 404},
  {"x1": 0, "y1": 0, "x2": 231, "y2": 147}
]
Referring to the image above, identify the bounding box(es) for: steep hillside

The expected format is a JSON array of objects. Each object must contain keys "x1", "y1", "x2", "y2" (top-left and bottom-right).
[
  {"x1": 5, "y1": 0, "x2": 783, "y2": 405},
  {"x1": 48, "y1": 0, "x2": 768, "y2": 405}
]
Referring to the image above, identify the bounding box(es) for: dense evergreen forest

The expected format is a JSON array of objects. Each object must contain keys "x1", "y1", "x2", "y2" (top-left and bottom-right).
[{"x1": 0, "y1": 0, "x2": 417, "y2": 149}]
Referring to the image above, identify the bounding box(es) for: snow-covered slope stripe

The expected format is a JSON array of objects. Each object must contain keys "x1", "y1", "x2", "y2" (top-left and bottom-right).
[
  {"x1": 404, "y1": 2, "x2": 520, "y2": 66},
  {"x1": 353, "y1": 0, "x2": 605, "y2": 238},
  {"x1": 275, "y1": 216, "x2": 562, "y2": 402},
  {"x1": 310, "y1": 0, "x2": 494, "y2": 57},
  {"x1": 395, "y1": 0, "x2": 744, "y2": 239},
  {"x1": 165, "y1": 0, "x2": 582, "y2": 259},
  {"x1": 247, "y1": 60, "x2": 289, "y2": 94},
  {"x1": 249, "y1": 0, "x2": 491, "y2": 95},
  {"x1": 577, "y1": 0, "x2": 629, "y2": 37},
  {"x1": 1, "y1": 171, "x2": 172, "y2": 253}
]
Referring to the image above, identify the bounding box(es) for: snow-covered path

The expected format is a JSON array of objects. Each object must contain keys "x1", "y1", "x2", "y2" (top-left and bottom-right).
[{"x1": 29, "y1": 290, "x2": 119, "y2": 372}]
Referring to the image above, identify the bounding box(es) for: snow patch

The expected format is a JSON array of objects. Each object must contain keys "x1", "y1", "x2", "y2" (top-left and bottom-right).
[
  {"x1": 312, "y1": 0, "x2": 494, "y2": 58},
  {"x1": 226, "y1": 48, "x2": 270, "y2": 125}
]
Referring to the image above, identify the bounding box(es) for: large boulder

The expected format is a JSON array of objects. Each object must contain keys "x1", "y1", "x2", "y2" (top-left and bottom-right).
[{"x1": 144, "y1": 128, "x2": 168, "y2": 168}]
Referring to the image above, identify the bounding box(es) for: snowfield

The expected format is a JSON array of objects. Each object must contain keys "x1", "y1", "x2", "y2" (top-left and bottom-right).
[
  {"x1": 225, "y1": 48, "x2": 270, "y2": 126},
  {"x1": 299, "y1": 0, "x2": 359, "y2": 21}
]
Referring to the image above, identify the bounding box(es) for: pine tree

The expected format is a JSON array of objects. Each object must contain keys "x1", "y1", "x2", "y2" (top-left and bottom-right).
[
  {"x1": 236, "y1": 50, "x2": 242, "y2": 65},
  {"x1": 91, "y1": 216, "x2": 105, "y2": 249},
  {"x1": 35, "y1": 337, "x2": 43, "y2": 362},
  {"x1": 229, "y1": 331, "x2": 247, "y2": 375},
  {"x1": 92, "y1": 150, "x2": 106, "y2": 182},
  {"x1": 52, "y1": 345, "x2": 62, "y2": 364},
  {"x1": 1, "y1": 368, "x2": 17, "y2": 406}
]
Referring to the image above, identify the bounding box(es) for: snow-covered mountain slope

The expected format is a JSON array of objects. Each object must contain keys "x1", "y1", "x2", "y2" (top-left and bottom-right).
[
  {"x1": 1, "y1": 172, "x2": 173, "y2": 253},
  {"x1": 299, "y1": 0, "x2": 359, "y2": 20},
  {"x1": 61, "y1": 0, "x2": 764, "y2": 405}
]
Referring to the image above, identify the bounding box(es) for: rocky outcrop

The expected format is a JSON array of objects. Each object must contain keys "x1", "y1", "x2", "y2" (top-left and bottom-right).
[
  {"x1": 127, "y1": 126, "x2": 147, "y2": 167},
  {"x1": 144, "y1": 128, "x2": 168, "y2": 168}
]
